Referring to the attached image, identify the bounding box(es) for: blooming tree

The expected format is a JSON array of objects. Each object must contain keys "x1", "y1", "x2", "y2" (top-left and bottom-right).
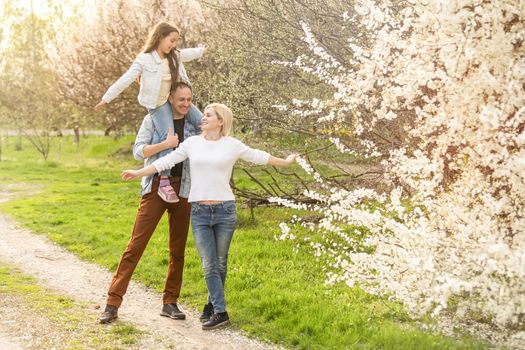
[{"x1": 272, "y1": 0, "x2": 525, "y2": 335}]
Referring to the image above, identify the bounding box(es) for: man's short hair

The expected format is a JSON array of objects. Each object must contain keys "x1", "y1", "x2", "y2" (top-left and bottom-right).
[{"x1": 171, "y1": 82, "x2": 192, "y2": 94}]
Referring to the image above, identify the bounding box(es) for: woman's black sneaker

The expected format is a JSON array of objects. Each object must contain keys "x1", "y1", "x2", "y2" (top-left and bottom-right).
[
  {"x1": 199, "y1": 303, "x2": 214, "y2": 323},
  {"x1": 202, "y1": 312, "x2": 230, "y2": 330}
]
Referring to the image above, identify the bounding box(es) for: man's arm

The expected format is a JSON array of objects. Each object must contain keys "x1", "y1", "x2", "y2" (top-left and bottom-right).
[
  {"x1": 143, "y1": 128, "x2": 178, "y2": 158},
  {"x1": 133, "y1": 115, "x2": 178, "y2": 160}
]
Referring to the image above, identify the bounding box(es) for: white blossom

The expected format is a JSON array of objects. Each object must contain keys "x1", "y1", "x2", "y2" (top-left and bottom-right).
[{"x1": 271, "y1": 0, "x2": 525, "y2": 344}]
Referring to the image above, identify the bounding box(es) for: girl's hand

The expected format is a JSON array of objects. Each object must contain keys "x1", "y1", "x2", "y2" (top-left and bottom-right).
[
  {"x1": 198, "y1": 44, "x2": 208, "y2": 56},
  {"x1": 94, "y1": 100, "x2": 107, "y2": 111},
  {"x1": 121, "y1": 169, "x2": 139, "y2": 181}
]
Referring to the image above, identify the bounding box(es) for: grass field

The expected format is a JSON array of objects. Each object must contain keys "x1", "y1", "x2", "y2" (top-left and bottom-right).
[{"x1": 0, "y1": 134, "x2": 489, "y2": 349}]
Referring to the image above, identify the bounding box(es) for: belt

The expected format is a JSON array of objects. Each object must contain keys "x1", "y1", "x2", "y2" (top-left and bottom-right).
[{"x1": 154, "y1": 174, "x2": 181, "y2": 182}]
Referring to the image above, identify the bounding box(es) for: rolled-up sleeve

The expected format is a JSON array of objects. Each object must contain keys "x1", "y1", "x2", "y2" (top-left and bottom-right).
[
  {"x1": 152, "y1": 142, "x2": 189, "y2": 172},
  {"x1": 180, "y1": 48, "x2": 204, "y2": 62},
  {"x1": 133, "y1": 115, "x2": 154, "y2": 160}
]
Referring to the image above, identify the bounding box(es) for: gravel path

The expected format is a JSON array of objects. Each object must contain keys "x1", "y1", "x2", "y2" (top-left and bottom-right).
[
  {"x1": 0, "y1": 329, "x2": 23, "y2": 350},
  {"x1": 0, "y1": 191, "x2": 281, "y2": 350}
]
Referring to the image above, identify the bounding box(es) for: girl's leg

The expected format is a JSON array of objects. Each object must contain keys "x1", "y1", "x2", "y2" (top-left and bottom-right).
[
  {"x1": 148, "y1": 102, "x2": 174, "y2": 162},
  {"x1": 148, "y1": 102, "x2": 178, "y2": 202},
  {"x1": 186, "y1": 104, "x2": 203, "y2": 128}
]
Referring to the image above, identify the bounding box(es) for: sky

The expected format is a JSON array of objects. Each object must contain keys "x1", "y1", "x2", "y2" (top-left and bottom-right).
[
  {"x1": 1, "y1": 0, "x2": 95, "y2": 19},
  {"x1": 0, "y1": 0, "x2": 95, "y2": 54}
]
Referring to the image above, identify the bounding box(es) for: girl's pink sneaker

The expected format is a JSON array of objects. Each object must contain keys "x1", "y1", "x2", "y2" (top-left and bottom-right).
[{"x1": 158, "y1": 178, "x2": 179, "y2": 203}]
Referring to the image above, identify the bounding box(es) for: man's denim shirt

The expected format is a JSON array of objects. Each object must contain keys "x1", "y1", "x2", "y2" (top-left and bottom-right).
[{"x1": 133, "y1": 111, "x2": 201, "y2": 197}]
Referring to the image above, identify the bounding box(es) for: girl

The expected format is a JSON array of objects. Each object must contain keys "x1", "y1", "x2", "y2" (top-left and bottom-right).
[
  {"x1": 121, "y1": 103, "x2": 297, "y2": 330},
  {"x1": 95, "y1": 22, "x2": 206, "y2": 203}
]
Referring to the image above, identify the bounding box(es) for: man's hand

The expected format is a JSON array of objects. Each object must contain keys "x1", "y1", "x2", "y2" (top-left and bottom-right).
[{"x1": 164, "y1": 128, "x2": 179, "y2": 149}]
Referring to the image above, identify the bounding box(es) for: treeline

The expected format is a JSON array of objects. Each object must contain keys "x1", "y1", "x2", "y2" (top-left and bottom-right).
[{"x1": 0, "y1": 0, "x2": 354, "y2": 135}]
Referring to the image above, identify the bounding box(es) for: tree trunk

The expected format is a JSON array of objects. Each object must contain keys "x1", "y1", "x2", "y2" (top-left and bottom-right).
[
  {"x1": 104, "y1": 126, "x2": 113, "y2": 136},
  {"x1": 16, "y1": 129, "x2": 22, "y2": 151},
  {"x1": 74, "y1": 127, "x2": 80, "y2": 147}
]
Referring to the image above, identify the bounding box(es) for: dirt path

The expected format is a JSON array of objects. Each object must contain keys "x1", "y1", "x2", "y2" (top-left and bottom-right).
[
  {"x1": 0, "y1": 329, "x2": 23, "y2": 350},
  {"x1": 0, "y1": 192, "x2": 281, "y2": 350}
]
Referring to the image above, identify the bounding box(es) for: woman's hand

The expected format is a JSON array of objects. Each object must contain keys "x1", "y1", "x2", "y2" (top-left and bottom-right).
[
  {"x1": 267, "y1": 153, "x2": 298, "y2": 167},
  {"x1": 121, "y1": 169, "x2": 140, "y2": 181},
  {"x1": 94, "y1": 100, "x2": 107, "y2": 111},
  {"x1": 285, "y1": 153, "x2": 298, "y2": 166}
]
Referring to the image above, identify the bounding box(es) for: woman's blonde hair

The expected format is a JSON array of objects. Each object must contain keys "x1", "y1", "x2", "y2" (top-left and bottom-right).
[{"x1": 205, "y1": 103, "x2": 233, "y2": 137}]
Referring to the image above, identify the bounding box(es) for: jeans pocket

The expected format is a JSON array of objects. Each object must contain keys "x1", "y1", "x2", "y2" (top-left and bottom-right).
[
  {"x1": 191, "y1": 204, "x2": 201, "y2": 214},
  {"x1": 223, "y1": 202, "x2": 236, "y2": 214}
]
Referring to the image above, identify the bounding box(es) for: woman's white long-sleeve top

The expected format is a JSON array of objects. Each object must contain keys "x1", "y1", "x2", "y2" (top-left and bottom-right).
[{"x1": 152, "y1": 135, "x2": 271, "y2": 202}]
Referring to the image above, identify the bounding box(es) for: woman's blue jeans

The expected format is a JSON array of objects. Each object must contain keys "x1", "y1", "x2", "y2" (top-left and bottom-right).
[
  {"x1": 148, "y1": 102, "x2": 201, "y2": 176},
  {"x1": 191, "y1": 201, "x2": 237, "y2": 313}
]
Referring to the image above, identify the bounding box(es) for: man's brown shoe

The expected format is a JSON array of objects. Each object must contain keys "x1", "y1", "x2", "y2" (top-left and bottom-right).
[
  {"x1": 99, "y1": 304, "x2": 118, "y2": 324},
  {"x1": 160, "y1": 303, "x2": 186, "y2": 320}
]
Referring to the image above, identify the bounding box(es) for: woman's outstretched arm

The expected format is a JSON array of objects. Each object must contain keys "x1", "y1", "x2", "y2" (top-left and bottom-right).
[
  {"x1": 267, "y1": 154, "x2": 297, "y2": 167},
  {"x1": 121, "y1": 165, "x2": 157, "y2": 180},
  {"x1": 122, "y1": 142, "x2": 189, "y2": 180}
]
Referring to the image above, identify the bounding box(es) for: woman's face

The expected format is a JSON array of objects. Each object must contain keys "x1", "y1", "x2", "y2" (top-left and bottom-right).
[
  {"x1": 158, "y1": 31, "x2": 178, "y2": 56},
  {"x1": 201, "y1": 108, "x2": 223, "y2": 133}
]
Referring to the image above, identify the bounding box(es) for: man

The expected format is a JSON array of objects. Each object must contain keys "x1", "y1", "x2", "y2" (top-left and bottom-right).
[{"x1": 100, "y1": 82, "x2": 201, "y2": 323}]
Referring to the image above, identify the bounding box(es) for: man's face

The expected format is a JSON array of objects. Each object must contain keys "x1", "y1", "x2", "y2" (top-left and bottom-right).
[{"x1": 169, "y1": 87, "x2": 192, "y2": 117}]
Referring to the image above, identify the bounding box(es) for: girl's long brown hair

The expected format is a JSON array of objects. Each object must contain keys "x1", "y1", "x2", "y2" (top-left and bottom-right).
[{"x1": 142, "y1": 22, "x2": 180, "y2": 88}]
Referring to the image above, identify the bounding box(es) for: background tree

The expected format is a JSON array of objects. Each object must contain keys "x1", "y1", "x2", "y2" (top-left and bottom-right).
[
  {"x1": 190, "y1": 0, "x2": 389, "y2": 201},
  {"x1": 54, "y1": 0, "x2": 213, "y2": 136},
  {"x1": 274, "y1": 0, "x2": 525, "y2": 335},
  {"x1": 0, "y1": 1, "x2": 66, "y2": 160}
]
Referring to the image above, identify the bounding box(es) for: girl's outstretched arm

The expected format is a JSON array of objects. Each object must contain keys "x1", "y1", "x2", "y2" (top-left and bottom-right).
[
  {"x1": 95, "y1": 58, "x2": 144, "y2": 110},
  {"x1": 94, "y1": 100, "x2": 107, "y2": 111},
  {"x1": 180, "y1": 47, "x2": 206, "y2": 62},
  {"x1": 121, "y1": 165, "x2": 157, "y2": 181},
  {"x1": 267, "y1": 153, "x2": 298, "y2": 167}
]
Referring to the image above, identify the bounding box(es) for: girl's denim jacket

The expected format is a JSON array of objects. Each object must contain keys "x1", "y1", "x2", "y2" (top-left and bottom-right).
[
  {"x1": 132, "y1": 109, "x2": 201, "y2": 197},
  {"x1": 102, "y1": 48, "x2": 204, "y2": 110}
]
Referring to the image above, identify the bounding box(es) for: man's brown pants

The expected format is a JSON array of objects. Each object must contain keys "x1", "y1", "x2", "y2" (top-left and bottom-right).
[{"x1": 106, "y1": 176, "x2": 191, "y2": 308}]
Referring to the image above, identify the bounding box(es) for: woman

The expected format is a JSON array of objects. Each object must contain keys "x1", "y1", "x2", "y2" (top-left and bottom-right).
[{"x1": 121, "y1": 103, "x2": 296, "y2": 329}]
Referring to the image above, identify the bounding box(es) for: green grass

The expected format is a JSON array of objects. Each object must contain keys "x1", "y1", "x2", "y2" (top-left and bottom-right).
[
  {"x1": 0, "y1": 263, "x2": 144, "y2": 349},
  {"x1": 0, "y1": 135, "x2": 490, "y2": 349}
]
